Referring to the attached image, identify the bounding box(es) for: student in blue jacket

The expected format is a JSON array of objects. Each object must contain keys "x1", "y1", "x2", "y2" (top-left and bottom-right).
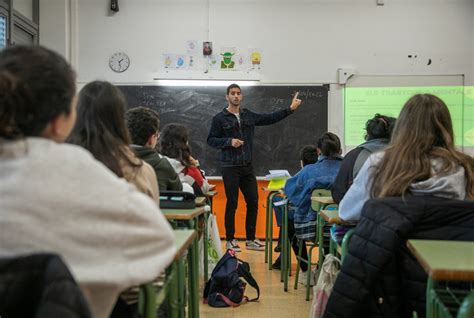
[{"x1": 273, "y1": 132, "x2": 342, "y2": 284}]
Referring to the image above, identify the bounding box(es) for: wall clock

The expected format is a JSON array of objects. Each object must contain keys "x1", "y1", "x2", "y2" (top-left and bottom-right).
[{"x1": 109, "y1": 52, "x2": 130, "y2": 73}]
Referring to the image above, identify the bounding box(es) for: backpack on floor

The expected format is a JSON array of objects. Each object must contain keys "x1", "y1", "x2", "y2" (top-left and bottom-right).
[{"x1": 203, "y1": 249, "x2": 260, "y2": 307}]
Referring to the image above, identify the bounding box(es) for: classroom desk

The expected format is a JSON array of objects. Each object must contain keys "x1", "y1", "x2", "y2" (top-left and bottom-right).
[
  {"x1": 319, "y1": 209, "x2": 355, "y2": 259},
  {"x1": 139, "y1": 229, "x2": 197, "y2": 318},
  {"x1": 195, "y1": 196, "x2": 207, "y2": 207},
  {"x1": 312, "y1": 196, "x2": 338, "y2": 298},
  {"x1": 162, "y1": 207, "x2": 205, "y2": 318},
  {"x1": 203, "y1": 190, "x2": 218, "y2": 214},
  {"x1": 407, "y1": 240, "x2": 474, "y2": 317},
  {"x1": 319, "y1": 209, "x2": 346, "y2": 225},
  {"x1": 261, "y1": 187, "x2": 283, "y2": 268},
  {"x1": 311, "y1": 196, "x2": 335, "y2": 205},
  {"x1": 194, "y1": 195, "x2": 212, "y2": 281}
]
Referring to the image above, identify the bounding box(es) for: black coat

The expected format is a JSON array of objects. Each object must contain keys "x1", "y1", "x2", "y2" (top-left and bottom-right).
[
  {"x1": 0, "y1": 253, "x2": 92, "y2": 318},
  {"x1": 323, "y1": 196, "x2": 474, "y2": 318}
]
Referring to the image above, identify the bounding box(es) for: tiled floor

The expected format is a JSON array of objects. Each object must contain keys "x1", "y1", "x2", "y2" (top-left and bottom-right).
[{"x1": 200, "y1": 241, "x2": 317, "y2": 318}]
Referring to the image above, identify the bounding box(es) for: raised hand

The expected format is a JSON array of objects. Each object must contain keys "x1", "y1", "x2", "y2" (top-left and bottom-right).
[{"x1": 290, "y1": 91, "x2": 302, "y2": 111}]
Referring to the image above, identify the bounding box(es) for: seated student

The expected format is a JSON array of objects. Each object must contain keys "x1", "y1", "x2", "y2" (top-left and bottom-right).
[
  {"x1": 339, "y1": 93, "x2": 474, "y2": 222},
  {"x1": 331, "y1": 113, "x2": 396, "y2": 203},
  {"x1": 160, "y1": 123, "x2": 210, "y2": 196},
  {"x1": 276, "y1": 133, "x2": 343, "y2": 284},
  {"x1": 330, "y1": 113, "x2": 396, "y2": 243},
  {"x1": 67, "y1": 81, "x2": 159, "y2": 203},
  {"x1": 125, "y1": 107, "x2": 183, "y2": 192},
  {"x1": 0, "y1": 45, "x2": 175, "y2": 318},
  {"x1": 272, "y1": 145, "x2": 319, "y2": 254}
]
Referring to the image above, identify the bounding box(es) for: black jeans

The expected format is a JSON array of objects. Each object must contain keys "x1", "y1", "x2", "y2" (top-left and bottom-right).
[{"x1": 222, "y1": 164, "x2": 259, "y2": 241}]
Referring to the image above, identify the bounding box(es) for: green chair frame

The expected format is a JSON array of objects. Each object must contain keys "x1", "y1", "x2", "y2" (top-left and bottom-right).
[
  {"x1": 294, "y1": 189, "x2": 334, "y2": 301},
  {"x1": 425, "y1": 278, "x2": 474, "y2": 318}
]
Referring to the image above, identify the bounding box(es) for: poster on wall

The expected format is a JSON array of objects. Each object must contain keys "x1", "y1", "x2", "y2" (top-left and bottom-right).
[
  {"x1": 249, "y1": 48, "x2": 263, "y2": 71},
  {"x1": 186, "y1": 40, "x2": 198, "y2": 54},
  {"x1": 162, "y1": 54, "x2": 187, "y2": 69},
  {"x1": 203, "y1": 41, "x2": 213, "y2": 56},
  {"x1": 0, "y1": 16, "x2": 6, "y2": 49},
  {"x1": 220, "y1": 47, "x2": 236, "y2": 70}
]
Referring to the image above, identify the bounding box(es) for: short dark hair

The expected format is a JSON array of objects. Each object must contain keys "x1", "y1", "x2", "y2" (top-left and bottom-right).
[
  {"x1": 226, "y1": 83, "x2": 241, "y2": 95},
  {"x1": 365, "y1": 113, "x2": 396, "y2": 140},
  {"x1": 0, "y1": 45, "x2": 76, "y2": 139},
  {"x1": 67, "y1": 81, "x2": 141, "y2": 178},
  {"x1": 317, "y1": 132, "x2": 341, "y2": 158},
  {"x1": 125, "y1": 107, "x2": 160, "y2": 146},
  {"x1": 300, "y1": 145, "x2": 319, "y2": 166}
]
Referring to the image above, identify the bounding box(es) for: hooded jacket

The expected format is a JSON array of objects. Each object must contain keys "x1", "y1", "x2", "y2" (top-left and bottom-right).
[
  {"x1": 331, "y1": 138, "x2": 389, "y2": 204},
  {"x1": 131, "y1": 145, "x2": 182, "y2": 192},
  {"x1": 166, "y1": 156, "x2": 210, "y2": 195},
  {"x1": 339, "y1": 152, "x2": 467, "y2": 221}
]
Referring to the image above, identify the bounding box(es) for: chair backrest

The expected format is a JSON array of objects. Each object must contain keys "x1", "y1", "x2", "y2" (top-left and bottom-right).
[{"x1": 311, "y1": 189, "x2": 332, "y2": 212}]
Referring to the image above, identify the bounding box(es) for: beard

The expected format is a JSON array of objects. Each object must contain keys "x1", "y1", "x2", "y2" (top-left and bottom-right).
[{"x1": 230, "y1": 99, "x2": 240, "y2": 107}]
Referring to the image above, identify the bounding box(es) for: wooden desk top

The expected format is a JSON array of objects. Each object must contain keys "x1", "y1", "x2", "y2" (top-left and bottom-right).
[
  {"x1": 174, "y1": 229, "x2": 197, "y2": 260},
  {"x1": 407, "y1": 240, "x2": 474, "y2": 281},
  {"x1": 204, "y1": 190, "x2": 218, "y2": 197},
  {"x1": 195, "y1": 196, "x2": 207, "y2": 207},
  {"x1": 162, "y1": 206, "x2": 206, "y2": 220},
  {"x1": 319, "y1": 209, "x2": 348, "y2": 225},
  {"x1": 311, "y1": 196, "x2": 335, "y2": 205},
  {"x1": 261, "y1": 187, "x2": 283, "y2": 192}
]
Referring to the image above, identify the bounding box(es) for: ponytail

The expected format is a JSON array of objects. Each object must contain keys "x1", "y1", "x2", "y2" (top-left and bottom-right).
[{"x1": 0, "y1": 71, "x2": 33, "y2": 140}]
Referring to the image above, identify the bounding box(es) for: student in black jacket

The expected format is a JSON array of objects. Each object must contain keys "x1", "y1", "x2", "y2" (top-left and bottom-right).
[
  {"x1": 207, "y1": 83, "x2": 302, "y2": 252},
  {"x1": 331, "y1": 113, "x2": 396, "y2": 204}
]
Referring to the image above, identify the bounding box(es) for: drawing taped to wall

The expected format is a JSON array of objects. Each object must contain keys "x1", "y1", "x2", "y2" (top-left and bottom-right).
[{"x1": 220, "y1": 47, "x2": 236, "y2": 70}]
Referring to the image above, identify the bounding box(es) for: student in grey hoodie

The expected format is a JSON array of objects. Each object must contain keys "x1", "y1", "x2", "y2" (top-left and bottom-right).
[
  {"x1": 125, "y1": 107, "x2": 183, "y2": 192},
  {"x1": 339, "y1": 94, "x2": 474, "y2": 222},
  {"x1": 332, "y1": 113, "x2": 396, "y2": 203}
]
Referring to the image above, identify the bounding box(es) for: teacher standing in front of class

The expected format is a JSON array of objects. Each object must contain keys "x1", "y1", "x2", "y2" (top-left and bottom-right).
[{"x1": 207, "y1": 83, "x2": 302, "y2": 252}]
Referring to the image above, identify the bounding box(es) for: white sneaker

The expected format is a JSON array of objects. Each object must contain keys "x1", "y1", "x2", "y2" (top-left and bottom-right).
[
  {"x1": 246, "y1": 239, "x2": 265, "y2": 251},
  {"x1": 298, "y1": 270, "x2": 316, "y2": 286},
  {"x1": 226, "y1": 239, "x2": 241, "y2": 252}
]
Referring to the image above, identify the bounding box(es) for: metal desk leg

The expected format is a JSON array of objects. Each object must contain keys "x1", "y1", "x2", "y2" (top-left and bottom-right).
[
  {"x1": 265, "y1": 193, "x2": 270, "y2": 264},
  {"x1": 168, "y1": 262, "x2": 180, "y2": 318},
  {"x1": 282, "y1": 200, "x2": 289, "y2": 291},
  {"x1": 267, "y1": 191, "x2": 278, "y2": 270},
  {"x1": 203, "y1": 212, "x2": 209, "y2": 282}
]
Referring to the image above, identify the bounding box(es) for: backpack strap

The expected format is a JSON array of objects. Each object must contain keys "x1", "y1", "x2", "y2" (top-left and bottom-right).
[
  {"x1": 237, "y1": 259, "x2": 260, "y2": 301},
  {"x1": 215, "y1": 293, "x2": 249, "y2": 307}
]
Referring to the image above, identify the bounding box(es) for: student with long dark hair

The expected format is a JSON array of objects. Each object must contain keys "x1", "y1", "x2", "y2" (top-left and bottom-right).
[
  {"x1": 339, "y1": 94, "x2": 474, "y2": 221},
  {"x1": 68, "y1": 81, "x2": 159, "y2": 202},
  {"x1": 0, "y1": 46, "x2": 175, "y2": 318},
  {"x1": 160, "y1": 123, "x2": 210, "y2": 195}
]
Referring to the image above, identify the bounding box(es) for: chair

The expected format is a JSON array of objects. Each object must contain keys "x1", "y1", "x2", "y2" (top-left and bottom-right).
[
  {"x1": 294, "y1": 188, "x2": 336, "y2": 301},
  {"x1": 0, "y1": 253, "x2": 92, "y2": 318}
]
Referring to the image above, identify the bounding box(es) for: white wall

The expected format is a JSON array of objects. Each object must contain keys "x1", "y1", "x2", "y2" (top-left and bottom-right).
[
  {"x1": 68, "y1": 0, "x2": 474, "y2": 83},
  {"x1": 39, "y1": 0, "x2": 474, "y2": 146}
]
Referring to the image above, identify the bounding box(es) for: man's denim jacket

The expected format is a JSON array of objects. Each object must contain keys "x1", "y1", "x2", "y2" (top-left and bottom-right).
[
  {"x1": 207, "y1": 107, "x2": 292, "y2": 167},
  {"x1": 284, "y1": 156, "x2": 342, "y2": 223}
]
